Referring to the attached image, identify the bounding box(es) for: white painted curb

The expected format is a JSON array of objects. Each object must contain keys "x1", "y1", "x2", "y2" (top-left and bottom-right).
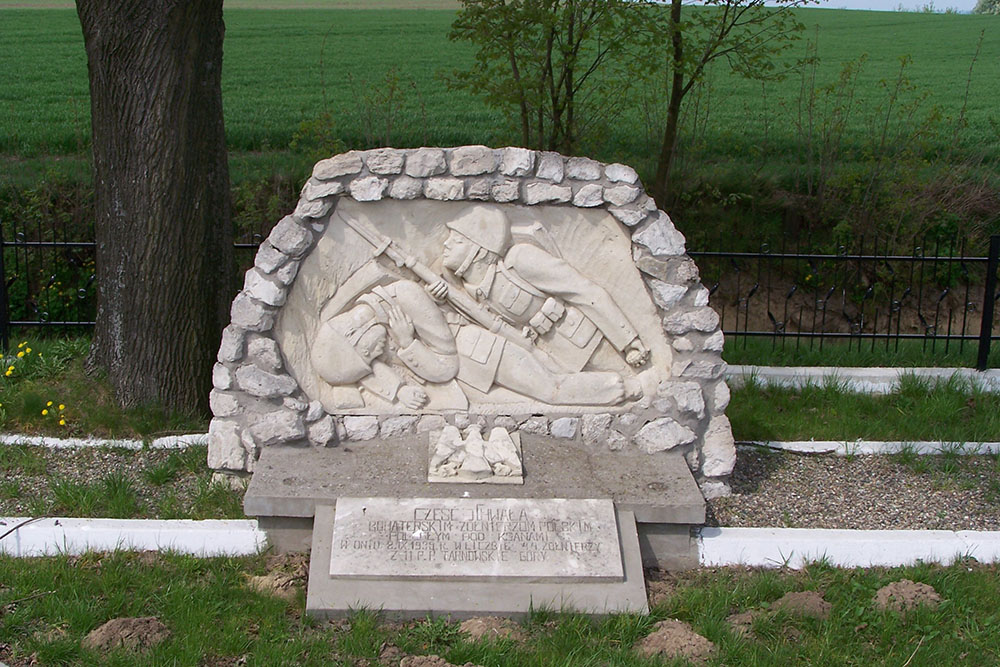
[
  {"x1": 739, "y1": 440, "x2": 1000, "y2": 456},
  {"x1": 726, "y1": 365, "x2": 1000, "y2": 394},
  {"x1": 0, "y1": 517, "x2": 267, "y2": 557},
  {"x1": 699, "y1": 527, "x2": 1000, "y2": 569},
  {"x1": 0, "y1": 433, "x2": 207, "y2": 450}
]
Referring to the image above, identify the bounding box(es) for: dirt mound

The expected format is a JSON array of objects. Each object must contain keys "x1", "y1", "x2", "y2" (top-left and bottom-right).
[
  {"x1": 874, "y1": 579, "x2": 942, "y2": 613},
  {"x1": 399, "y1": 656, "x2": 481, "y2": 667},
  {"x1": 725, "y1": 610, "x2": 759, "y2": 637},
  {"x1": 245, "y1": 553, "x2": 308, "y2": 600},
  {"x1": 645, "y1": 570, "x2": 678, "y2": 608},
  {"x1": 82, "y1": 616, "x2": 171, "y2": 652},
  {"x1": 772, "y1": 590, "x2": 832, "y2": 620},
  {"x1": 459, "y1": 616, "x2": 524, "y2": 642},
  {"x1": 634, "y1": 619, "x2": 716, "y2": 663}
]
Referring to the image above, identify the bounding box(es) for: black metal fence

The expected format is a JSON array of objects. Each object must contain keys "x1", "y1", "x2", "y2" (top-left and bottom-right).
[
  {"x1": 689, "y1": 234, "x2": 1000, "y2": 370},
  {"x1": 2, "y1": 216, "x2": 998, "y2": 369}
]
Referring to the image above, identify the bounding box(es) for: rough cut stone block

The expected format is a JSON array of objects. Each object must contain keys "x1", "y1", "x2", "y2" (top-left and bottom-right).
[
  {"x1": 664, "y1": 307, "x2": 721, "y2": 335},
  {"x1": 499, "y1": 147, "x2": 535, "y2": 176},
  {"x1": 604, "y1": 184, "x2": 640, "y2": 207},
  {"x1": 550, "y1": 417, "x2": 580, "y2": 439},
  {"x1": 609, "y1": 205, "x2": 647, "y2": 227},
  {"x1": 405, "y1": 148, "x2": 447, "y2": 177},
  {"x1": 308, "y1": 415, "x2": 337, "y2": 446},
  {"x1": 209, "y1": 389, "x2": 240, "y2": 418},
  {"x1": 349, "y1": 176, "x2": 388, "y2": 202},
  {"x1": 424, "y1": 177, "x2": 465, "y2": 201},
  {"x1": 217, "y1": 325, "x2": 246, "y2": 363},
  {"x1": 254, "y1": 242, "x2": 288, "y2": 274},
  {"x1": 675, "y1": 258, "x2": 700, "y2": 283},
  {"x1": 713, "y1": 381, "x2": 731, "y2": 412},
  {"x1": 701, "y1": 415, "x2": 736, "y2": 477},
  {"x1": 212, "y1": 363, "x2": 233, "y2": 390},
  {"x1": 416, "y1": 414, "x2": 447, "y2": 433},
  {"x1": 663, "y1": 382, "x2": 705, "y2": 418},
  {"x1": 520, "y1": 416, "x2": 548, "y2": 435},
  {"x1": 604, "y1": 163, "x2": 639, "y2": 184},
  {"x1": 524, "y1": 182, "x2": 571, "y2": 205},
  {"x1": 492, "y1": 415, "x2": 519, "y2": 430},
  {"x1": 244, "y1": 269, "x2": 286, "y2": 307},
  {"x1": 303, "y1": 179, "x2": 345, "y2": 201},
  {"x1": 379, "y1": 415, "x2": 418, "y2": 438},
  {"x1": 491, "y1": 180, "x2": 520, "y2": 203},
  {"x1": 703, "y1": 330, "x2": 724, "y2": 352},
  {"x1": 581, "y1": 413, "x2": 613, "y2": 445},
  {"x1": 274, "y1": 260, "x2": 300, "y2": 287},
  {"x1": 648, "y1": 280, "x2": 687, "y2": 311},
  {"x1": 251, "y1": 410, "x2": 305, "y2": 447},
  {"x1": 467, "y1": 178, "x2": 492, "y2": 200},
  {"x1": 671, "y1": 336, "x2": 695, "y2": 352},
  {"x1": 343, "y1": 415, "x2": 379, "y2": 441},
  {"x1": 633, "y1": 214, "x2": 685, "y2": 257},
  {"x1": 388, "y1": 175, "x2": 423, "y2": 200},
  {"x1": 269, "y1": 216, "x2": 313, "y2": 257},
  {"x1": 207, "y1": 419, "x2": 245, "y2": 470},
  {"x1": 566, "y1": 157, "x2": 602, "y2": 180},
  {"x1": 675, "y1": 360, "x2": 725, "y2": 380},
  {"x1": 573, "y1": 184, "x2": 604, "y2": 207},
  {"x1": 283, "y1": 397, "x2": 307, "y2": 412},
  {"x1": 700, "y1": 480, "x2": 731, "y2": 499},
  {"x1": 247, "y1": 336, "x2": 282, "y2": 372},
  {"x1": 294, "y1": 197, "x2": 332, "y2": 220},
  {"x1": 449, "y1": 145, "x2": 498, "y2": 175},
  {"x1": 313, "y1": 151, "x2": 363, "y2": 180},
  {"x1": 235, "y1": 365, "x2": 297, "y2": 398},
  {"x1": 689, "y1": 285, "x2": 710, "y2": 307},
  {"x1": 365, "y1": 148, "x2": 406, "y2": 175},
  {"x1": 305, "y1": 400, "x2": 325, "y2": 423},
  {"x1": 230, "y1": 294, "x2": 274, "y2": 333},
  {"x1": 607, "y1": 429, "x2": 628, "y2": 451},
  {"x1": 535, "y1": 152, "x2": 564, "y2": 182},
  {"x1": 634, "y1": 418, "x2": 696, "y2": 454}
]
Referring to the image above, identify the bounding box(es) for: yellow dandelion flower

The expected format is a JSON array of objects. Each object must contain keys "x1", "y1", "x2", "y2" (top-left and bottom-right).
[
  {"x1": 4, "y1": 370, "x2": 11, "y2": 377},
  {"x1": 6, "y1": 365, "x2": 13, "y2": 371},
  {"x1": 59, "y1": 404, "x2": 65, "y2": 411},
  {"x1": 41, "y1": 409, "x2": 48, "y2": 416},
  {"x1": 16, "y1": 351, "x2": 23, "y2": 358},
  {"x1": 59, "y1": 419, "x2": 66, "y2": 426},
  {"x1": 46, "y1": 401, "x2": 53, "y2": 407},
  {"x1": 17, "y1": 341, "x2": 25, "y2": 348},
  {"x1": 25, "y1": 348, "x2": 31, "y2": 354}
]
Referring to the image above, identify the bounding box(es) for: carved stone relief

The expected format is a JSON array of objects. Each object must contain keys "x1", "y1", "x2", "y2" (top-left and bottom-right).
[{"x1": 208, "y1": 146, "x2": 735, "y2": 498}]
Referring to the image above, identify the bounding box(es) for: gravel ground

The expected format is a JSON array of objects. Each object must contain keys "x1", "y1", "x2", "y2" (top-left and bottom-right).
[
  {"x1": 708, "y1": 446, "x2": 1000, "y2": 531},
  {"x1": 3, "y1": 444, "x2": 998, "y2": 530},
  {"x1": 0, "y1": 445, "x2": 240, "y2": 519}
]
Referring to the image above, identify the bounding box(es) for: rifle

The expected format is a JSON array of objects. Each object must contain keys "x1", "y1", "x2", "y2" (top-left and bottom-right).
[{"x1": 336, "y1": 212, "x2": 547, "y2": 360}]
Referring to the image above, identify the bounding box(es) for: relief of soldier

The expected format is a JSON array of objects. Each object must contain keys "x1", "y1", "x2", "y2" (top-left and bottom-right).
[{"x1": 311, "y1": 204, "x2": 652, "y2": 410}]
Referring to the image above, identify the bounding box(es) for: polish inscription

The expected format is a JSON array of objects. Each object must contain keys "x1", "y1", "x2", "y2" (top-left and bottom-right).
[{"x1": 329, "y1": 497, "x2": 623, "y2": 582}]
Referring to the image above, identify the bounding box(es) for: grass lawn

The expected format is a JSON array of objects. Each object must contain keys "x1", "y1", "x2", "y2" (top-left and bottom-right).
[
  {"x1": 1, "y1": 6, "x2": 997, "y2": 175},
  {"x1": 0, "y1": 553, "x2": 996, "y2": 665}
]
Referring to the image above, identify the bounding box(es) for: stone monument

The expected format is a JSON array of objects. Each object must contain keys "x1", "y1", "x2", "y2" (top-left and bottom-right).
[{"x1": 208, "y1": 146, "x2": 734, "y2": 617}]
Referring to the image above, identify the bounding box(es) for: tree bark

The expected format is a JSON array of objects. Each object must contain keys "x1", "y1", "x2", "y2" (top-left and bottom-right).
[
  {"x1": 652, "y1": 0, "x2": 685, "y2": 207},
  {"x1": 76, "y1": 0, "x2": 233, "y2": 412}
]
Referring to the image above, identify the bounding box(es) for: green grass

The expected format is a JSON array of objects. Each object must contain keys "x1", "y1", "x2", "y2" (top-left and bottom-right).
[
  {"x1": 730, "y1": 373, "x2": 1000, "y2": 442},
  {"x1": 723, "y1": 335, "x2": 1000, "y2": 368},
  {"x1": 0, "y1": 554, "x2": 997, "y2": 665},
  {"x1": 1, "y1": 7, "x2": 997, "y2": 169}
]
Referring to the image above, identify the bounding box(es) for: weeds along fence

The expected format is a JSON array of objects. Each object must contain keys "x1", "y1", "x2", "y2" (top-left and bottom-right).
[
  {"x1": 689, "y1": 235, "x2": 1000, "y2": 370},
  {"x1": 0, "y1": 219, "x2": 262, "y2": 350},
  {"x1": 1, "y1": 217, "x2": 998, "y2": 369}
]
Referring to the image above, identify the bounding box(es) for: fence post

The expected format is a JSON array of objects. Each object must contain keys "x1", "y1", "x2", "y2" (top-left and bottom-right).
[
  {"x1": 0, "y1": 220, "x2": 7, "y2": 353},
  {"x1": 977, "y1": 235, "x2": 1000, "y2": 371}
]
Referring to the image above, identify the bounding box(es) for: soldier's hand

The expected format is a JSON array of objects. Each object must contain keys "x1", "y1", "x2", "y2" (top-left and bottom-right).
[
  {"x1": 398, "y1": 385, "x2": 428, "y2": 409},
  {"x1": 385, "y1": 302, "x2": 415, "y2": 348},
  {"x1": 426, "y1": 279, "x2": 449, "y2": 303},
  {"x1": 625, "y1": 338, "x2": 649, "y2": 367}
]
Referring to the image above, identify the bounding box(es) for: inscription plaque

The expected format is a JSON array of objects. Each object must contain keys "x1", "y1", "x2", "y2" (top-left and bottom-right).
[{"x1": 329, "y1": 497, "x2": 623, "y2": 582}]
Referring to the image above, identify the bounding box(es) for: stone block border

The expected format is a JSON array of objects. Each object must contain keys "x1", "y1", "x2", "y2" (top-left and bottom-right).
[{"x1": 209, "y1": 146, "x2": 734, "y2": 497}]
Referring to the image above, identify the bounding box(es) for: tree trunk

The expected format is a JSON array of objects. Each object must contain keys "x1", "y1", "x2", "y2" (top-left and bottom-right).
[
  {"x1": 76, "y1": 0, "x2": 233, "y2": 413},
  {"x1": 652, "y1": 0, "x2": 685, "y2": 207}
]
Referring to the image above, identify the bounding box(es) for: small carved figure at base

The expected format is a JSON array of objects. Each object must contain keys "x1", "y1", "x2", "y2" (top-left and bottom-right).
[{"x1": 428, "y1": 425, "x2": 523, "y2": 485}]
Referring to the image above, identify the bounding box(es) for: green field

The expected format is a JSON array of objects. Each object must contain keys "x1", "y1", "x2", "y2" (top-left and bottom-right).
[{"x1": 1, "y1": 7, "x2": 997, "y2": 171}]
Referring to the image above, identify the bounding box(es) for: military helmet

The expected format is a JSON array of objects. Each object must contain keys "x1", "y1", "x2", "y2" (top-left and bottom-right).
[{"x1": 446, "y1": 205, "x2": 510, "y2": 255}]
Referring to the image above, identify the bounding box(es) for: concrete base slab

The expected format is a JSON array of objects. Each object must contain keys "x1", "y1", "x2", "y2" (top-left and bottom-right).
[
  {"x1": 306, "y1": 504, "x2": 649, "y2": 619},
  {"x1": 245, "y1": 436, "x2": 705, "y2": 525}
]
